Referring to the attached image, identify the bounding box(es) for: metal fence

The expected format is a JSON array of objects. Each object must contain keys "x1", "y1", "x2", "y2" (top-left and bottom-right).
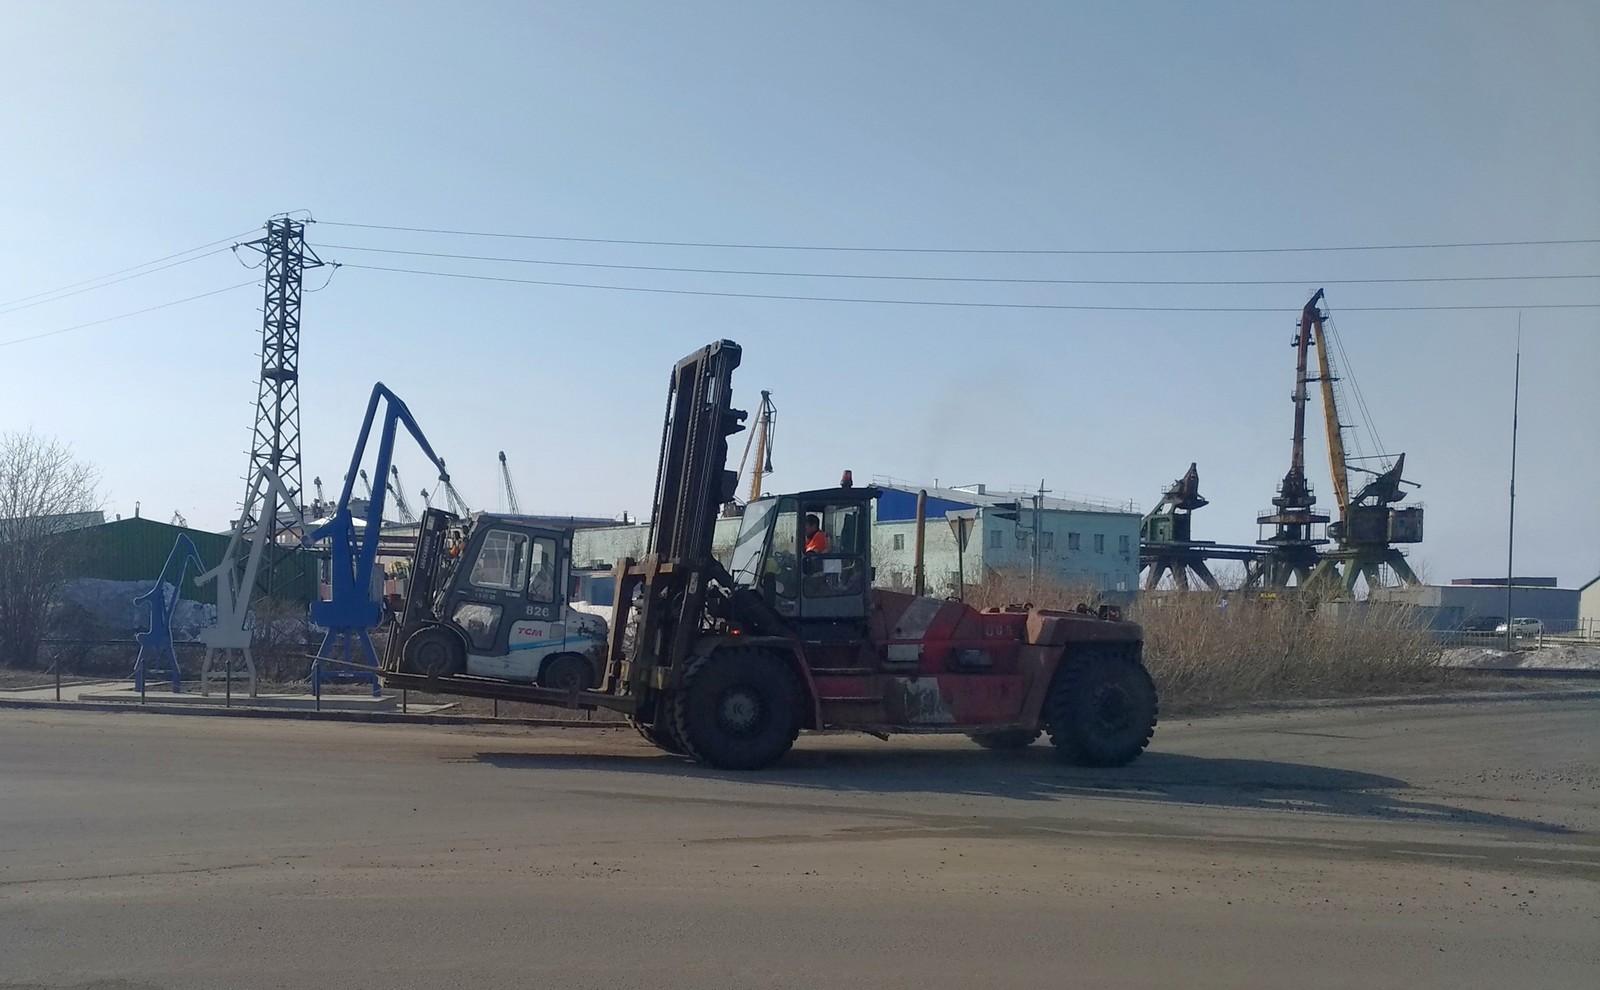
[
  {"x1": 4, "y1": 632, "x2": 618, "y2": 722},
  {"x1": 1434, "y1": 618, "x2": 1596, "y2": 648}
]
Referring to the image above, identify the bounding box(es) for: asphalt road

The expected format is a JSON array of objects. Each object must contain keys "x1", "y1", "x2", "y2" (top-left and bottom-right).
[{"x1": 2, "y1": 699, "x2": 1597, "y2": 990}]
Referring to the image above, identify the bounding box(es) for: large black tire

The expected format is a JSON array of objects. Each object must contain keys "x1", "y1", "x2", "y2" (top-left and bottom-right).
[
  {"x1": 1044, "y1": 649, "x2": 1158, "y2": 767},
  {"x1": 672, "y1": 648, "x2": 803, "y2": 771},
  {"x1": 629, "y1": 716, "x2": 689, "y2": 756},
  {"x1": 968, "y1": 728, "x2": 1042, "y2": 751},
  {"x1": 403, "y1": 626, "x2": 466, "y2": 678},
  {"x1": 538, "y1": 653, "x2": 594, "y2": 693}
]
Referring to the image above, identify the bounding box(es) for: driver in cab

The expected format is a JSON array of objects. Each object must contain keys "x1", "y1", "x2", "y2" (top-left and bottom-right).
[{"x1": 804, "y1": 514, "x2": 830, "y2": 555}]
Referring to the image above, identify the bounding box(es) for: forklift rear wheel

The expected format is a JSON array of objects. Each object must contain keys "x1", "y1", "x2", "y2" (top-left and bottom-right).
[
  {"x1": 968, "y1": 728, "x2": 1042, "y2": 751},
  {"x1": 1044, "y1": 649, "x2": 1158, "y2": 767},
  {"x1": 673, "y1": 648, "x2": 802, "y2": 771},
  {"x1": 629, "y1": 717, "x2": 689, "y2": 756},
  {"x1": 539, "y1": 653, "x2": 594, "y2": 693},
  {"x1": 403, "y1": 627, "x2": 465, "y2": 678}
]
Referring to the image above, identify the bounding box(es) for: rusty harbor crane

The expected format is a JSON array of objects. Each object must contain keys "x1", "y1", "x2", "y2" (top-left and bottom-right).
[{"x1": 1140, "y1": 290, "x2": 1423, "y2": 595}]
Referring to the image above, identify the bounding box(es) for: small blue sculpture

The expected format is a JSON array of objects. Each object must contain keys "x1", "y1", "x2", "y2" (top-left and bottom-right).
[{"x1": 133, "y1": 534, "x2": 205, "y2": 693}]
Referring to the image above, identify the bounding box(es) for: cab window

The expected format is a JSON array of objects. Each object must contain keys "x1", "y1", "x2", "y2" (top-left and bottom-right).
[
  {"x1": 801, "y1": 503, "x2": 867, "y2": 598},
  {"x1": 526, "y1": 535, "x2": 559, "y2": 603},
  {"x1": 769, "y1": 502, "x2": 800, "y2": 601},
  {"x1": 470, "y1": 530, "x2": 529, "y2": 591}
]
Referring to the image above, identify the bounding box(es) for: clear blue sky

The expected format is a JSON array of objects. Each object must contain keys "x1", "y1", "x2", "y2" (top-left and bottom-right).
[{"x1": 2, "y1": 1, "x2": 1596, "y2": 585}]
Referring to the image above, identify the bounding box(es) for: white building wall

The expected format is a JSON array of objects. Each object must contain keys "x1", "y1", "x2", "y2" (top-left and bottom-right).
[
  {"x1": 871, "y1": 507, "x2": 1140, "y2": 596},
  {"x1": 573, "y1": 501, "x2": 1140, "y2": 598},
  {"x1": 974, "y1": 507, "x2": 1141, "y2": 593},
  {"x1": 572, "y1": 518, "x2": 741, "y2": 570},
  {"x1": 1580, "y1": 576, "x2": 1600, "y2": 637},
  {"x1": 873, "y1": 518, "x2": 968, "y2": 595}
]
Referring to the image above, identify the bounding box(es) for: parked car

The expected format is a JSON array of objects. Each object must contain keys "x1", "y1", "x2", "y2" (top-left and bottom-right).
[
  {"x1": 1460, "y1": 615, "x2": 1505, "y2": 633},
  {"x1": 1493, "y1": 617, "x2": 1544, "y2": 637}
]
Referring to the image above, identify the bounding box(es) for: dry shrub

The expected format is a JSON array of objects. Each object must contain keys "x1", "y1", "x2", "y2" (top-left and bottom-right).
[
  {"x1": 1131, "y1": 592, "x2": 1450, "y2": 712},
  {"x1": 963, "y1": 569, "x2": 1107, "y2": 613},
  {"x1": 963, "y1": 569, "x2": 1449, "y2": 711}
]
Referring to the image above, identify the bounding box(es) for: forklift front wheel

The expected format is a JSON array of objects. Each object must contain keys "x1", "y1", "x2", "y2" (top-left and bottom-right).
[
  {"x1": 672, "y1": 648, "x2": 802, "y2": 771},
  {"x1": 629, "y1": 717, "x2": 689, "y2": 756},
  {"x1": 538, "y1": 653, "x2": 594, "y2": 693},
  {"x1": 403, "y1": 627, "x2": 466, "y2": 678}
]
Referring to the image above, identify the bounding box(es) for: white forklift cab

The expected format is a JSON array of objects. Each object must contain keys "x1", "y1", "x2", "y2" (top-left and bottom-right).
[{"x1": 385, "y1": 510, "x2": 608, "y2": 692}]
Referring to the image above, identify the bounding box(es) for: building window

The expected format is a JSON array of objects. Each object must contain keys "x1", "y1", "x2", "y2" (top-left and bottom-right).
[
  {"x1": 1042, "y1": 531, "x2": 1054, "y2": 550},
  {"x1": 987, "y1": 529, "x2": 1002, "y2": 549},
  {"x1": 1094, "y1": 533, "x2": 1105, "y2": 554},
  {"x1": 1067, "y1": 532, "x2": 1081, "y2": 552},
  {"x1": 892, "y1": 533, "x2": 905, "y2": 551},
  {"x1": 1119, "y1": 534, "x2": 1130, "y2": 555}
]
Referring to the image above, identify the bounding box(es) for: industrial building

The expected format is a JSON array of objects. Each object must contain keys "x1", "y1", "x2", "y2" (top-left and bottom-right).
[
  {"x1": 572, "y1": 479, "x2": 1142, "y2": 601},
  {"x1": 64, "y1": 516, "x2": 320, "y2": 606},
  {"x1": 1580, "y1": 573, "x2": 1600, "y2": 638},
  {"x1": 1369, "y1": 577, "x2": 1580, "y2": 632}
]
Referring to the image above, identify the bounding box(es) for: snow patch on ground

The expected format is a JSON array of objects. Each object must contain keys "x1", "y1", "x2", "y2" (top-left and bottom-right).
[{"x1": 1441, "y1": 640, "x2": 1600, "y2": 671}]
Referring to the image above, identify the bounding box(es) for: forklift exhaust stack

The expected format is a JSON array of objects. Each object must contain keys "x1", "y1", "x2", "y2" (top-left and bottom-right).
[{"x1": 914, "y1": 489, "x2": 927, "y2": 597}]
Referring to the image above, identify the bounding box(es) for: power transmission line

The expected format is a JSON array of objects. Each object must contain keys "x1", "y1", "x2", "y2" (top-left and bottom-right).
[
  {"x1": 316, "y1": 242, "x2": 1599, "y2": 287},
  {"x1": 318, "y1": 220, "x2": 1600, "y2": 256},
  {"x1": 0, "y1": 228, "x2": 262, "y2": 310},
  {"x1": 0, "y1": 280, "x2": 260, "y2": 349},
  {"x1": 338, "y1": 262, "x2": 1600, "y2": 312},
  {"x1": 0, "y1": 247, "x2": 238, "y2": 317}
]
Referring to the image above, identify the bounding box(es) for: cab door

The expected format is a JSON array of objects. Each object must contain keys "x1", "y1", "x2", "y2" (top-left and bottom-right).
[
  {"x1": 504, "y1": 529, "x2": 571, "y2": 678},
  {"x1": 795, "y1": 500, "x2": 873, "y2": 669},
  {"x1": 797, "y1": 501, "x2": 870, "y2": 622},
  {"x1": 445, "y1": 525, "x2": 565, "y2": 680}
]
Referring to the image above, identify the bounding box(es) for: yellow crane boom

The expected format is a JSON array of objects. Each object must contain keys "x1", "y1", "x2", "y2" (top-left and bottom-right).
[{"x1": 1303, "y1": 290, "x2": 1351, "y2": 524}]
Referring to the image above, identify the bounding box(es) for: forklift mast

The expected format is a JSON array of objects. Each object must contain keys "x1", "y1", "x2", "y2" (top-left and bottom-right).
[
  {"x1": 607, "y1": 340, "x2": 747, "y2": 697},
  {"x1": 383, "y1": 507, "x2": 457, "y2": 669},
  {"x1": 646, "y1": 340, "x2": 747, "y2": 563}
]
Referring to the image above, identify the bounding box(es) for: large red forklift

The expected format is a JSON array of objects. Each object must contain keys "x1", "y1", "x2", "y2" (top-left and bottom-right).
[{"x1": 383, "y1": 340, "x2": 1157, "y2": 770}]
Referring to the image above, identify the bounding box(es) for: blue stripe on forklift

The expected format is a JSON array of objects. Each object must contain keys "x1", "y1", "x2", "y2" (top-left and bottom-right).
[{"x1": 508, "y1": 637, "x2": 602, "y2": 653}]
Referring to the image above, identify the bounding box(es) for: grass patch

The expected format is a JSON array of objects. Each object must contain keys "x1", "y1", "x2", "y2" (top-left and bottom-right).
[
  {"x1": 965, "y1": 570, "x2": 1453, "y2": 714},
  {"x1": 1134, "y1": 593, "x2": 1454, "y2": 713}
]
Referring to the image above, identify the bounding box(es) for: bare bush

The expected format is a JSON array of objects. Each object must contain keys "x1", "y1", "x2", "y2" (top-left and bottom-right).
[
  {"x1": 1132, "y1": 592, "x2": 1449, "y2": 712},
  {"x1": 0, "y1": 432, "x2": 100, "y2": 668},
  {"x1": 963, "y1": 568, "x2": 1448, "y2": 710},
  {"x1": 249, "y1": 597, "x2": 315, "y2": 684},
  {"x1": 964, "y1": 568, "x2": 1106, "y2": 612}
]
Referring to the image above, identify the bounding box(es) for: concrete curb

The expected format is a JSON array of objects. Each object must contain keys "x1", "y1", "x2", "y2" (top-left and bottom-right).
[
  {"x1": 1458, "y1": 667, "x2": 1600, "y2": 680},
  {"x1": 0, "y1": 697, "x2": 621, "y2": 729},
  {"x1": 4, "y1": 682, "x2": 1597, "y2": 729},
  {"x1": 1188, "y1": 685, "x2": 1600, "y2": 717}
]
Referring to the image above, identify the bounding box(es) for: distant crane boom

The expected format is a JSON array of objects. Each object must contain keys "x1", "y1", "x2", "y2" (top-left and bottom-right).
[
  {"x1": 733, "y1": 390, "x2": 776, "y2": 503},
  {"x1": 389, "y1": 465, "x2": 416, "y2": 524},
  {"x1": 498, "y1": 450, "x2": 520, "y2": 514},
  {"x1": 1304, "y1": 291, "x2": 1352, "y2": 524},
  {"x1": 438, "y1": 459, "x2": 471, "y2": 516}
]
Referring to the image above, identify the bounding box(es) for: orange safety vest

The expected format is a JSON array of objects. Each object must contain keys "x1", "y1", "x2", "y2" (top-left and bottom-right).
[{"x1": 805, "y1": 530, "x2": 830, "y2": 554}]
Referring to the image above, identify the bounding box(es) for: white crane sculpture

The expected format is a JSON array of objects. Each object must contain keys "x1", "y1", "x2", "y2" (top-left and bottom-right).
[{"x1": 193, "y1": 466, "x2": 304, "y2": 697}]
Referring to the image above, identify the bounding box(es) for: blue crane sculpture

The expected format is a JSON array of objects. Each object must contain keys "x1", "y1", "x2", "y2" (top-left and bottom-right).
[
  {"x1": 309, "y1": 383, "x2": 454, "y2": 697},
  {"x1": 132, "y1": 533, "x2": 206, "y2": 693}
]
